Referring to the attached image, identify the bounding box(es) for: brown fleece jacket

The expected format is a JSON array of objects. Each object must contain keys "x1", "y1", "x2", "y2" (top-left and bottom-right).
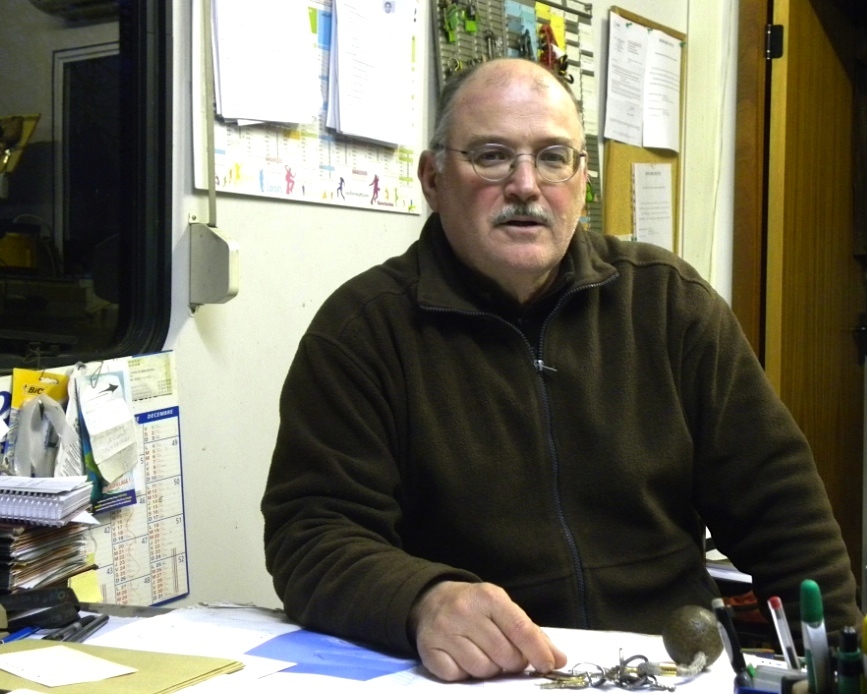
[{"x1": 262, "y1": 213, "x2": 860, "y2": 655}]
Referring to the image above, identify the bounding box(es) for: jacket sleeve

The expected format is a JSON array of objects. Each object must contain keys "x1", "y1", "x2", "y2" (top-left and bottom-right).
[
  {"x1": 684, "y1": 291, "x2": 861, "y2": 635},
  {"x1": 261, "y1": 330, "x2": 479, "y2": 656}
]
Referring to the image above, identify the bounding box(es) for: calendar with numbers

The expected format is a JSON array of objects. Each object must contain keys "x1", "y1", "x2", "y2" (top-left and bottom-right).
[{"x1": 88, "y1": 351, "x2": 189, "y2": 606}]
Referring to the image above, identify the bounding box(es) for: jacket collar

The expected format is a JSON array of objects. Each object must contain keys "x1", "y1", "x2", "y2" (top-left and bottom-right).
[{"x1": 416, "y1": 213, "x2": 618, "y2": 313}]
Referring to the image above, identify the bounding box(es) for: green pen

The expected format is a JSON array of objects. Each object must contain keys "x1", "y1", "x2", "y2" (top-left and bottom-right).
[
  {"x1": 800, "y1": 579, "x2": 831, "y2": 694},
  {"x1": 836, "y1": 626, "x2": 861, "y2": 694}
]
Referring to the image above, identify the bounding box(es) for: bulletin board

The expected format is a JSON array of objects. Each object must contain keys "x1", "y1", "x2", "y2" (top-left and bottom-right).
[
  {"x1": 602, "y1": 7, "x2": 686, "y2": 247},
  {"x1": 192, "y1": 0, "x2": 423, "y2": 215}
]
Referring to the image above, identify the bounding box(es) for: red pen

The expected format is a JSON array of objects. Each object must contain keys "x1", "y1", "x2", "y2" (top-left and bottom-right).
[{"x1": 768, "y1": 596, "x2": 800, "y2": 670}]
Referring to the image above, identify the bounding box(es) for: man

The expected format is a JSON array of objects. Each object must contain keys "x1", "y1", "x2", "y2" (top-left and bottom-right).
[{"x1": 262, "y1": 57, "x2": 861, "y2": 682}]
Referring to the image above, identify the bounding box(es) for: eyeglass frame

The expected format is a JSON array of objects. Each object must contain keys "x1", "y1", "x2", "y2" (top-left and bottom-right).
[{"x1": 434, "y1": 142, "x2": 587, "y2": 183}]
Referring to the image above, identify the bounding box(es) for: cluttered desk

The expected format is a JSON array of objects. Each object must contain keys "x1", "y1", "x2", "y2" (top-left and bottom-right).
[
  {"x1": 0, "y1": 589, "x2": 850, "y2": 694},
  {"x1": 0, "y1": 600, "x2": 758, "y2": 693}
]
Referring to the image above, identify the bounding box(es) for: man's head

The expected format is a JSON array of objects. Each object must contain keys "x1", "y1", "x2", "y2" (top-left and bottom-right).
[{"x1": 418, "y1": 58, "x2": 587, "y2": 304}]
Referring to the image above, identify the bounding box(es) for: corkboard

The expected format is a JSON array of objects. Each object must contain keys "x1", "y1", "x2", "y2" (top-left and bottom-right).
[{"x1": 602, "y1": 7, "x2": 686, "y2": 247}]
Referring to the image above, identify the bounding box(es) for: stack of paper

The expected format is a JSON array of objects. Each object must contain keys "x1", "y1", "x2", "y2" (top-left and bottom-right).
[{"x1": 0, "y1": 522, "x2": 92, "y2": 592}]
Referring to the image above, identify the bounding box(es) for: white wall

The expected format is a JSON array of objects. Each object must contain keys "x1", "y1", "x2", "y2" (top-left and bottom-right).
[{"x1": 166, "y1": 0, "x2": 738, "y2": 609}]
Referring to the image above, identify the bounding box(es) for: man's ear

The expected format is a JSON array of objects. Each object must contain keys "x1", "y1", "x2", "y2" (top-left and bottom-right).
[{"x1": 417, "y1": 150, "x2": 440, "y2": 211}]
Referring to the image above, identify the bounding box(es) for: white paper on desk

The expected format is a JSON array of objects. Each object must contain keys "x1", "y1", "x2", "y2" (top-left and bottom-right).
[
  {"x1": 642, "y1": 30, "x2": 682, "y2": 151},
  {"x1": 88, "y1": 605, "x2": 292, "y2": 681},
  {"x1": 329, "y1": 0, "x2": 414, "y2": 146},
  {"x1": 0, "y1": 644, "x2": 135, "y2": 687},
  {"x1": 89, "y1": 608, "x2": 738, "y2": 692},
  {"x1": 252, "y1": 627, "x2": 738, "y2": 691},
  {"x1": 603, "y1": 13, "x2": 646, "y2": 147},
  {"x1": 632, "y1": 162, "x2": 674, "y2": 251},
  {"x1": 212, "y1": 0, "x2": 320, "y2": 124}
]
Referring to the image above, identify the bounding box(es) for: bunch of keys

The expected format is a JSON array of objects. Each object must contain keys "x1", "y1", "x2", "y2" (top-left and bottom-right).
[{"x1": 536, "y1": 650, "x2": 677, "y2": 691}]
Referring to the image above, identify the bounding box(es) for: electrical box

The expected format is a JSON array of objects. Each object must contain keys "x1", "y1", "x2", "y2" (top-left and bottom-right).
[{"x1": 189, "y1": 222, "x2": 240, "y2": 306}]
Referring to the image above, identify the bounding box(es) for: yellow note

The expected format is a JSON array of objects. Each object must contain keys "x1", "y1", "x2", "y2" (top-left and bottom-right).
[{"x1": 69, "y1": 563, "x2": 103, "y2": 604}]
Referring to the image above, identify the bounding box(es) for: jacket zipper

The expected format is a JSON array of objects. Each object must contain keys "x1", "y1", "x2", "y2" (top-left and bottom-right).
[{"x1": 422, "y1": 272, "x2": 618, "y2": 629}]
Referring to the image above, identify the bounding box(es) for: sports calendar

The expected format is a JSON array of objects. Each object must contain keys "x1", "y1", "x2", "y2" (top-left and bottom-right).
[{"x1": 194, "y1": 0, "x2": 423, "y2": 215}]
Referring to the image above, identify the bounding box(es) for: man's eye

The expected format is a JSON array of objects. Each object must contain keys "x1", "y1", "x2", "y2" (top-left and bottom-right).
[
  {"x1": 540, "y1": 148, "x2": 570, "y2": 165},
  {"x1": 473, "y1": 148, "x2": 510, "y2": 165}
]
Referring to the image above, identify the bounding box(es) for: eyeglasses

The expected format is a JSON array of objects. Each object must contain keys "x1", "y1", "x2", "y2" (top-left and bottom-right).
[{"x1": 439, "y1": 143, "x2": 586, "y2": 183}]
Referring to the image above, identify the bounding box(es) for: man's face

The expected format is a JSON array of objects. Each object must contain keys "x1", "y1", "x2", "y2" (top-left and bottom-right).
[{"x1": 418, "y1": 62, "x2": 587, "y2": 302}]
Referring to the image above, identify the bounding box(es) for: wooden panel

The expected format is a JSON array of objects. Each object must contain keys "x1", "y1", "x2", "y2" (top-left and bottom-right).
[{"x1": 767, "y1": 0, "x2": 863, "y2": 579}]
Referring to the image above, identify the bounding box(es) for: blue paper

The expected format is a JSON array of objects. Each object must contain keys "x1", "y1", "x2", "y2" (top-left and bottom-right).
[{"x1": 247, "y1": 629, "x2": 417, "y2": 681}]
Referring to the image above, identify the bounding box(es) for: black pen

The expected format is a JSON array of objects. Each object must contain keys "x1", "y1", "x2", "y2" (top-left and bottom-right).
[
  {"x1": 65, "y1": 613, "x2": 109, "y2": 643},
  {"x1": 712, "y1": 597, "x2": 753, "y2": 688},
  {"x1": 44, "y1": 614, "x2": 98, "y2": 642}
]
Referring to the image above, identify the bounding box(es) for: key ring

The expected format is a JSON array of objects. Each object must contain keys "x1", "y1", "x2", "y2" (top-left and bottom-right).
[{"x1": 536, "y1": 651, "x2": 676, "y2": 691}]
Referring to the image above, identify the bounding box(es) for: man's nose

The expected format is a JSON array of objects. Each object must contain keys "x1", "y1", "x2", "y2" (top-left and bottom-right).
[{"x1": 504, "y1": 154, "x2": 542, "y2": 196}]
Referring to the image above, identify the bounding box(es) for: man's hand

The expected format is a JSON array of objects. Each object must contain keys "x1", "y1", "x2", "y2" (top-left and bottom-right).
[{"x1": 409, "y1": 581, "x2": 567, "y2": 681}]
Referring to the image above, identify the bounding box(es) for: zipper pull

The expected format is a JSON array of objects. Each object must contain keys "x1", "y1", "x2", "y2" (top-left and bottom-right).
[{"x1": 534, "y1": 360, "x2": 558, "y2": 374}]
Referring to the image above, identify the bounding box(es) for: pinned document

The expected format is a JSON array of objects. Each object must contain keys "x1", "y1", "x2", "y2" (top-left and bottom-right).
[
  {"x1": 77, "y1": 372, "x2": 137, "y2": 484},
  {"x1": 604, "y1": 11, "x2": 682, "y2": 152},
  {"x1": 211, "y1": 0, "x2": 320, "y2": 124},
  {"x1": 327, "y1": 0, "x2": 415, "y2": 146},
  {"x1": 632, "y1": 162, "x2": 674, "y2": 251}
]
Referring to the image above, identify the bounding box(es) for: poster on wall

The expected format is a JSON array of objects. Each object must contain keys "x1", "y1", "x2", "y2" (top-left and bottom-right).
[{"x1": 193, "y1": 0, "x2": 423, "y2": 215}]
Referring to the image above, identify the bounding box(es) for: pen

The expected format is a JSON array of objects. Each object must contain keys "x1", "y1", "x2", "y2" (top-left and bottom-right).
[
  {"x1": 43, "y1": 614, "x2": 95, "y2": 642},
  {"x1": 800, "y1": 579, "x2": 831, "y2": 694},
  {"x1": 65, "y1": 613, "x2": 109, "y2": 643},
  {"x1": 0, "y1": 625, "x2": 38, "y2": 643},
  {"x1": 836, "y1": 625, "x2": 862, "y2": 694},
  {"x1": 711, "y1": 597, "x2": 753, "y2": 689},
  {"x1": 768, "y1": 595, "x2": 800, "y2": 670}
]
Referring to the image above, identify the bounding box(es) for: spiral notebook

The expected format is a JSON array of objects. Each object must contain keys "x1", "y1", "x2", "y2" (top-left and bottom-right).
[{"x1": 0, "y1": 477, "x2": 92, "y2": 527}]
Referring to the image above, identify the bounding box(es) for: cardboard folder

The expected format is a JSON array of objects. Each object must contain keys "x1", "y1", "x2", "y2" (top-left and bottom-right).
[{"x1": 0, "y1": 639, "x2": 243, "y2": 693}]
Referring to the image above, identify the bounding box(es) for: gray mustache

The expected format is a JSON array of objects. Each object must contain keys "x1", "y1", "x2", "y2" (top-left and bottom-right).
[{"x1": 490, "y1": 204, "x2": 553, "y2": 226}]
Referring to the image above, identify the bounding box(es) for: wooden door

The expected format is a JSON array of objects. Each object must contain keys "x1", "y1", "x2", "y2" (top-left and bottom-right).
[{"x1": 733, "y1": 0, "x2": 863, "y2": 584}]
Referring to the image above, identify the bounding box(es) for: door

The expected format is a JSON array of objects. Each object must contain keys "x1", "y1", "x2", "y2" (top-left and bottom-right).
[{"x1": 733, "y1": 0, "x2": 864, "y2": 586}]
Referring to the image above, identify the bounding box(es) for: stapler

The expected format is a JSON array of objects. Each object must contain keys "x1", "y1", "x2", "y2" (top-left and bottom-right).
[{"x1": 0, "y1": 587, "x2": 80, "y2": 630}]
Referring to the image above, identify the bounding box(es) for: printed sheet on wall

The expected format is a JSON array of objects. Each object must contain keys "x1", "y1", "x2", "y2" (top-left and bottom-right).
[
  {"x1": 0, "y1": 352, "x2": 189, "y2": 606},
  {"x1": 193, "y1": 0, "x2": 423, "y2": 214}
]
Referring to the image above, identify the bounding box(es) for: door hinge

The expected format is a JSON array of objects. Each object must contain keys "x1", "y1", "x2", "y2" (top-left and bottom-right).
[{"x1": 766, "y1": 24, "x2": 784, "y2": 59}]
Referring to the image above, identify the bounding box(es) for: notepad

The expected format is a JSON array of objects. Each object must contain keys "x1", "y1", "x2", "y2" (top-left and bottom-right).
[{"x1": 0, "y1": 477, "x2": 92, "y2": 527}]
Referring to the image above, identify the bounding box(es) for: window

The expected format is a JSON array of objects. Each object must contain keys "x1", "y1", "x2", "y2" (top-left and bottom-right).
[{"x1": 0, "y1": 0, "x2": 171, "y2": 370}]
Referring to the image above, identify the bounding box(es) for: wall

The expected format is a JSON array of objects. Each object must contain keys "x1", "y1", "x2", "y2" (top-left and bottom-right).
[{"x1": 166, "y1": 0, "x2": 738, "y2": 609}]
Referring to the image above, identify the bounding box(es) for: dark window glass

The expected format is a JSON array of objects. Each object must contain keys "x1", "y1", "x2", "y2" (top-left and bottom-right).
[{"x1": 0, "y1": 0, "x2": 171, "y2": 371}]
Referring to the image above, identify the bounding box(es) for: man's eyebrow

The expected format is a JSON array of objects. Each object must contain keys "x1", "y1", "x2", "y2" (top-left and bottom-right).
[{"x1": 460, "y1": 135, "x2": 581, "y2": 149}]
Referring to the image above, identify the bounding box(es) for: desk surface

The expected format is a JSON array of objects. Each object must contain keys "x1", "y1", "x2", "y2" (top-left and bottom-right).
[{"x1": 71, "y1": 603, "x2": 746, "y2": 692}]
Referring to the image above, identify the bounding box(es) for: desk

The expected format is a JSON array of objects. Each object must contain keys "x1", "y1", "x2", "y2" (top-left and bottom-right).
[{"x1": 72, "y1": 603, "x2": 743, "y2": 692}]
